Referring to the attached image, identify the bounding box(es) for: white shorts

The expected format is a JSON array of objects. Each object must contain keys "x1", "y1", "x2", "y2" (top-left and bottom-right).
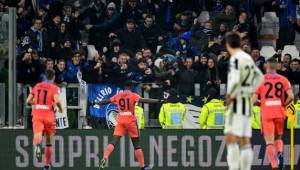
[{"x1": 224, "y1": 114, "x2": 252, "y2": 138}]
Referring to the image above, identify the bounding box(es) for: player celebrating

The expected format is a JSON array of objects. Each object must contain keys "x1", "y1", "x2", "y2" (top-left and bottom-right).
[
  {"x1": 253, "y1": 58, "x2": 294, "y2": 170},
  {"x1": 26, "y1": 69, "x2": 63, "y2": 170},
  {"x1": 224, "y1": 32, "x2": 264, "y2": 170},
  {"x1": 93, "y1": 81, "x2": 162, "y2": 170}
]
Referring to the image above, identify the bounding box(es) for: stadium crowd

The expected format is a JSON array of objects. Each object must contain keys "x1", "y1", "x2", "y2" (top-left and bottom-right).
[
  {"x1": 0, "y1": 0, "x2": 297, "y2": 96},
  {"x1": 0, "y1": 0, "x2": 300, "y2": 127}
]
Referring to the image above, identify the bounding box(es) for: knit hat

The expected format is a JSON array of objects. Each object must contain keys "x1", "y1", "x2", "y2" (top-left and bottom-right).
[{"x1": 107, "y1": 2, "x2": 116, "y2": 9}]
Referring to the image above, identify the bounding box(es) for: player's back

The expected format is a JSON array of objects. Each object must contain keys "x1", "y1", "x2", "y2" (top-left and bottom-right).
[
  {"x1": 227, "y1": 50, "x2": 263, "y2": 117},
  {"x1": 111, "y1": 91, "x2": 141, "y2": 118},
  {"x1": 231, "y1": 50, "x2": 258, "y2": 96},
  {"x1": 31, "y1": 82, "x2": 59, "y2": 115},
  {"x1": 257, "y1": 73, "x2": 291, "y2": 119}
]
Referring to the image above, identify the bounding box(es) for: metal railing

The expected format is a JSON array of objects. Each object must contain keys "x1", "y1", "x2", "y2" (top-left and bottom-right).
[{"x1": 15, "y1": 82, "x2": 300, "y2": 129}]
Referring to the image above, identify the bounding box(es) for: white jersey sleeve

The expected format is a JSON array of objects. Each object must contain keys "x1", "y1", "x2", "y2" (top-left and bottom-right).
[{"x1": 252, "y1": 64, "x2": 264, "y2": 91}]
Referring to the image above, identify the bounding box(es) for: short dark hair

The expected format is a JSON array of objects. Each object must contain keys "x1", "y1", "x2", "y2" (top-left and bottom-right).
[
  {"x1": 58, "y1": 59, "x2": 65, "y2": 63},
  {"x1": 292, "y1": 58, "x2": 300, "y2": 64},
  {"x1": 266, "y1": 57, "x2": 278, "y2": 64},
  {"x1": 145, "y1": 14, "x2": 153, "y2": 19},
  {"x1": 284, "y1": 53, "x2": 292, "y2": 60},
  {"x1": 46, "y1": 58, "x2": 53, "y2": 63},
  {"x1": 226, "y1": 32, "x2": 241, "y2": 48},
  {"x1": 45, "y1": 69, "x2": 55, "y2": 80},
  {"x1": 126, "y1": 19, "x2": 135, "y2": 24}
]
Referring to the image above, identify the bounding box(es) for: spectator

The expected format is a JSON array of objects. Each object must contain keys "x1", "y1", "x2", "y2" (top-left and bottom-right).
[
  {"x1": 191, "y1": 21, "x2": 214, "y2": 51},
  {"x1": 121, "y1": 0, "x2": 144, "y2": 24},
  {"x1": 130, "y1": 59, "x2": 155, "y2": 83},
  {"x1": 193, "y1": 55, "x2": 209, "y2": 96},
  {"x1": 156, "y1": 0, "x2": 174, "y2": 32},
  {"x1": 106, "y1": 38, "x2": 122, "y2": 62},
  {"x1": 214, "y1": 4, "x2": 236, "y2": 30},
  {"x1": 173, "y1": 11, "x2": 193, "y2": 36},
  {"x1": 207, "y1": 58, "x2": 220, "y2": 90},
  {"x1": 85, "y1": 2, "x2": 121, "y2": 37},
  {"x1": 140, "y1": 15, "x2": 163, "y2": 53},
  {"x1": 17, "y1": 7, "x2": 31, "y2": 38},
  {"x1": 28, "y1": 18, "x2": 47, "y2": 56},
  {"x1": 79, "y1": 0, "x2": 106, "y2": 47},
  {"x1": 59, "y1": 40, "x2": 73, "y2": 61},
  {"x1": 142, "y1": 48, "x2": 154, "y2": 60},
  {"x1": 175, "y1": 58, "x2": 198, "y2": 95},
  {"x1": 205, "y1": 36, "x2": 223, "y2": 57},
  {"x1": 166, "y1": 33, "x2": 200, "y2": 59},
  {"x1": 153, "y1": 58, "x2": 175, "y2": 89},
  {"x1": 282, "y1": 53, "x2": 292, "y2": 71},
  {"x1": 275, "y1": 0, "x2": 297, "y2": 49},
  {"x1": 232, "y1": 11, "x2": 250, "y2": 36},
  {"x1": 65, "y1": 52, "x2": 82, "y2": 83},
  {"x1": 111, "y1": 53, "x2": 130, "y2": 84},
  {"x1": 17, "y1": 49, "x2": 41, "y2": 85},
  {"x1": 288, "y1": 59, "x2": 300, "y2": 85},
  {"x1": 217, "y1": 50, "x2": 229, "y2": 83},
  {"x1": 214, "y1": 23, "x2": 227, "y2": 45},
  {"x1": 54, "y1": 59, "x2": 68, "y2": 86},
  {"x1": 40, "y1": 58, "x2": 54, "y2": 81},
  {"x1": 83, "y1": 54, "x2": 110, "y2": 83},
  {"x1": 251, "y1": 48, "x2": 265, "y2": 71},
  {"x1": 112, "y1": 19, "x2": 146, "y2": 54},
  {"x1": 47, "y1": 14, "x2": 61, "y2": 46}
]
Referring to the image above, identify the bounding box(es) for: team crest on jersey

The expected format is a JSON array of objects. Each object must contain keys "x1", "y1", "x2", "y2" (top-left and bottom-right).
[{"x1": 105, "y1": 103, "x2": 118, "y2": 128}]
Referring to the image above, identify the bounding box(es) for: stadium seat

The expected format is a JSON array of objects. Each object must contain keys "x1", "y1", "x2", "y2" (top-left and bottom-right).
[
  {"x1": 260, "y1": 46, "x2": 276, "y2": 59},
  {"x1": 197, "y1": 11, "x2": 210, "y2": 23},
  {"x1": 262, "y1": 12, "x2": 279, "y2": 23},
  {"x1": 282, "y1": 45, "x2": 300, "y2": 59},
  {"x1": 259, "y1": 12, "x2": 279, "y2": 47}
]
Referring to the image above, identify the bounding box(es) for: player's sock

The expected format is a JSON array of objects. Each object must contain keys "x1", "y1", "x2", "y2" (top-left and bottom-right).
[
  {"x1": 239, "y1": 144, "x2": 253, "y2": 170},
  {"x1": 33, "y1": 136, "x2": 42, "y2": 146},
  {"x1": 266, "y1": 144, "x2": 278, "y2": 169},
  {"x1": 275, "y1": 139, "x2": 284, "y2": 169},
  {"x1": 44, "y1": 144, "x2": 53, "y2": 166},
  {"x1": 227, "y1": 143, "x2": 240, "y2": 170},
  {"x1": 135, "y1": 148, "x2": 145, "y2": 168},
  {"x1": 275, "y1": 139, "x2": 283, "y2": 153},
  {"x1": 103, "y1": 144, "x2": 115, "y2": 160}
]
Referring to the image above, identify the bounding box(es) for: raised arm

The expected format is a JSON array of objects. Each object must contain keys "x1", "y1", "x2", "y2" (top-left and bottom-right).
[
  {"x1": 94, "y1": 99, "x2": 112, "y2": 105},
  {"x1": 139, "y1": 98, "x2": 162, "y2": 104},
  {"x1": 284, "y1": 89, "x2": 294, "y2": 106}
]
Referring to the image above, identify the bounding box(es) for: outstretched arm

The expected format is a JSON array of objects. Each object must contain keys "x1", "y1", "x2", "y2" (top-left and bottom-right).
[
  {"x1": 94, "y1": 99, "x2": 112, "y2": 105},
  {"x1": 139, "y1": 98, "x2": 163, "y2": 104}
]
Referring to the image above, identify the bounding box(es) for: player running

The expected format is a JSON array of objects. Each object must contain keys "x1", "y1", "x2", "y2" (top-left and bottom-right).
[
  {"x1": 224, "y1": 32, "x2": 264, "y2": 170},
  {"x1": 26, "y1": 69, "x2": 63, "y2": 170},
  {"x1": 253, "y1": 58, "x2": 294, "y2": 170},
  {"x1": 93, "y1": 81, "x2": 162, "y2": 170}
]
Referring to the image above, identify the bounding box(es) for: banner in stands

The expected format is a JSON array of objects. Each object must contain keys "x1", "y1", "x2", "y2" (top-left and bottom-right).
[
  {"x1": 88, "y1": 84, "x2": 122, "y2": 124},
  {"x1": 179, "y1": 95, "x2": 204, "y2": 129},
  {"x1": 2, "y1": 130, "x2": 299, "y2": 170},
  {"x1": 55, "y1": 87, "x2": 69, "y2": 129}
]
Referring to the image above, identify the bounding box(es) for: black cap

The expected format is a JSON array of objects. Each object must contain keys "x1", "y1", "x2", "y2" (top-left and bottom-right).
[{"x1": 207, "y1": 87, "x2": 218, "y2": 98}]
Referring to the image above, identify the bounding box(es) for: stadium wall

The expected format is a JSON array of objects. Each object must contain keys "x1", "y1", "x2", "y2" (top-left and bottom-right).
[{"x1": 0, "y1": 130, "x2": 299, "y2": 170}]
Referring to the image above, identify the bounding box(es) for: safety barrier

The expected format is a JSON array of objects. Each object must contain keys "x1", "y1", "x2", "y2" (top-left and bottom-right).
[{"x1": 0, "y1": 129, "x2": 299, "y2": 170}]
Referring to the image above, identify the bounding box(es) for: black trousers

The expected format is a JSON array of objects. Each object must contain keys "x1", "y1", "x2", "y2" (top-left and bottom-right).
[{"x1": 277, "y1": 27, "x2": 296, "y2": 50}]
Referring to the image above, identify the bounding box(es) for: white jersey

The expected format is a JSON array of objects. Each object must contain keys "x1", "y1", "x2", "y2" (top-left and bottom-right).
[
  {"x1": 226, "y1": 50, "x2": 264, "y2": 116},
  {"x1": 225, "y1": 50, "x2": 263, "y2": 137}
]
